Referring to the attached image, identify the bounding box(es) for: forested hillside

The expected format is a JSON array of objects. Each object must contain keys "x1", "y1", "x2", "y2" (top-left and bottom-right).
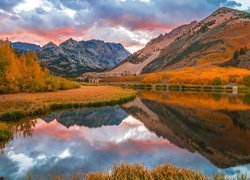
[{"x1": 0, "y1": 40, "x2": 79, "y2": 93}]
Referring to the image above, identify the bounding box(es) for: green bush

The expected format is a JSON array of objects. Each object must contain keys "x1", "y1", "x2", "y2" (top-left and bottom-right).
[
  {"x1": 0, "y1": 128, "x2": 13, "y2": 141},
  {"x1": 243, "y1": 75, "x2": 250, "y2": 87},
  {"x1": 211, "y1": 77, "x2": 222, "y2": 86}
]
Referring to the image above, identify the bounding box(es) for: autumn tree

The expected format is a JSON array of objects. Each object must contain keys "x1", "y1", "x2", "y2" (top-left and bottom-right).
[{"x1": 0, "y1": 39, "x2": 79, "y2": 93}]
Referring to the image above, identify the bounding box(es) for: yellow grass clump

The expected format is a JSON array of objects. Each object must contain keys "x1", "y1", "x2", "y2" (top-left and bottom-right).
[{"x1": 86, "y1": 163, "x2": 205, "y2": 180}]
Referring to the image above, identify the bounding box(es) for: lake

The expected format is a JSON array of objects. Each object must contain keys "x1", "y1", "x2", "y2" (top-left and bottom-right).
[{"x1": 0, "y1": 91, "x2": 250, "y2": 179}]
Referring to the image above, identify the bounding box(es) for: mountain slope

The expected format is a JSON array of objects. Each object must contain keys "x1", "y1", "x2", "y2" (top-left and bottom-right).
[
  {"x1": 106, "y1": 21, "x2": 198, "y2": 76},
  {"x1": 11, "y1": 42, "x2": 41, "y2": 54},
  {"x1": 222, "y1": 49, "x2": 250, "y2": 69},
  {"x1": 108, "y1": 7, "x2": 250, "y2": 75},
  {"x1": 38, "y1": 39, "x2": 131, "y2": 77}
]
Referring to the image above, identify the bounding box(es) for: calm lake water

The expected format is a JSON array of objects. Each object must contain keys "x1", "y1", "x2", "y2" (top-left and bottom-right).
[{"x1": 0, "y1": 91, "x2": 250, "y2": 179}]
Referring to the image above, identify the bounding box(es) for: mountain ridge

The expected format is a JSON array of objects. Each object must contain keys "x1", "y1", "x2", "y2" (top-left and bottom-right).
[
  {"x1": 102, "y1": 7, "x2": 250, "y2": 76},
  {"x1": 12, "y1": 39, "x2": 131, "y2": 78},
  {"x1": 40, "y1": 38, "x2": 131, "y2": 77}
]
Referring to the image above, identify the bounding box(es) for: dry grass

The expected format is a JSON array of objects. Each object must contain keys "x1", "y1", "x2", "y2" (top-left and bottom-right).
[
  {"x1": 0, "y1": 86, "x2": 136, "y2": 121},
  {"x1": 86, "y1": 163, "x2": 205, "y2": 180}
]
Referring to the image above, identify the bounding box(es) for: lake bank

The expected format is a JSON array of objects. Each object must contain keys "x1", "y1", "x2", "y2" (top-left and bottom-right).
[{"x1": 0, "y1": 86, "x2": 136, "y2": 122}]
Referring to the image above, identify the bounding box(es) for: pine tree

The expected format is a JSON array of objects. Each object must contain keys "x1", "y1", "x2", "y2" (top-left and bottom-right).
[{"x1": 233, "y1": 49, "x2": 239, "y2": 59}]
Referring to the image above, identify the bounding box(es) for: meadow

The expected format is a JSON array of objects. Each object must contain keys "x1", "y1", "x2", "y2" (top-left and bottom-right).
[{"x1": 0, "y1": 86, "x2": 136, "y2": 121}]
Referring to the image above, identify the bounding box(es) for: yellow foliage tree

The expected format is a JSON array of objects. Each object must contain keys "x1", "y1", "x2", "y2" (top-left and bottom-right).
[{"x1": 0, "y1": 40, "x2": 79, "y2": 93}]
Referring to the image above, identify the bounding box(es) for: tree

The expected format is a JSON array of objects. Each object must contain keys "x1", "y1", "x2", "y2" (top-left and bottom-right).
[
  {"x1": 243, "y1": 75, "x2": 250, "y2": 87},
  {"x1": 239, "y1": 47, "x2": 248, "y2": 55},
  {"x1": 233, "y1": 49, "x2": 239, "y2": 59}
]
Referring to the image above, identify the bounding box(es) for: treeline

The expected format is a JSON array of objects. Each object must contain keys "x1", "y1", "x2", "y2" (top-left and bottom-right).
[
  {"x1": 0, "y1": 40, "x2": 79, "y2": 93},
  {"x1": 103, "y1": 67, "x2": 250, "y2": 87}
]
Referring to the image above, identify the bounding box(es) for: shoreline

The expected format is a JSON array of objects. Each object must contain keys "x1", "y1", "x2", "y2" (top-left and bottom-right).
[{"x1": 0, "y1": 86, "x2": 136, "y2": 121}]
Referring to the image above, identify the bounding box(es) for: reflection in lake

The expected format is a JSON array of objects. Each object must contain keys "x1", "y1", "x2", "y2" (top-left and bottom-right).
[{"x1": 0, "y1": 91, "x2": 250, "y2": 179}]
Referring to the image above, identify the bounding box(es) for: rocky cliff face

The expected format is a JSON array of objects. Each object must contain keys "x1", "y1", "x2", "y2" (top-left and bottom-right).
[
  {"x1": 107, "y1": 7, "x2": 250, "y2": 75},
  {"x1": 38, "y1": 38, "x2": 131, "y2": 77}
]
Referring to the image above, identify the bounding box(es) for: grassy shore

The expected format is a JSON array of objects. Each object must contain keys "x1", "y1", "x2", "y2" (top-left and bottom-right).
[
  {"x1": 23, "y1": 163, "x2": 248, "y2": 179},
  {"x1": 0, "y1": 86, "x2": 136, "y2": 121},
  {"x1": 86, "y1": 163, "x2": 246, "y2": 180},
  {"x1": 86, "y1": 163, "x2": 205, "y2": 180}
]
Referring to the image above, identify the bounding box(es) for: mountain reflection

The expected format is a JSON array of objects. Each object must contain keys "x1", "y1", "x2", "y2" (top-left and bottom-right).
[
  {"x1": 123, "y1": 91, "x2": 250, "y2": 168},
  {"x1": 44, "y1": 107, "x2": 128, "y2": 128}
]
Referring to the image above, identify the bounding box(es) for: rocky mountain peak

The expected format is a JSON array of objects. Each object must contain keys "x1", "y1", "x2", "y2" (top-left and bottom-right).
[
  {"x1": 38, "y1": 38, "x2": 131, "y2": 77},
  {"x1": 212, "y1": 7, "x2": 241, "y2": 16},
  {"x1": 202, "y1": 7, "x2": 250, "y2": 25},
  {"x1": 61, "y1": 38, "x2": 78, "y2": 47},
  {"x1": 42, "y1": 42, "x2": 58, "y2": 49}
]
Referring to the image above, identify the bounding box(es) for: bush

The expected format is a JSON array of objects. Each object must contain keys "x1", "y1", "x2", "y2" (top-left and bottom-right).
[
  {"x1": 243, "y1": 75, "x2": 250, "y2": 87},
  {"x1": 211, "y1": 77, "x2": 222, "y2": 86},
  {"x1": 0, "y1": 128, "x2": 13, "y2": 141}
]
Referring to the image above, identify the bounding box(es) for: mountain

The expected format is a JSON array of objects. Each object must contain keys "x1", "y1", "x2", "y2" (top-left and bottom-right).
[
  {"x1": 38, "y1": 38, "x2": 131, "y2": 77},
  {"x1": 107, "y1": 7, "x2": 250, "y2": 75},
  {"x1": 222, "y1": 48, "x2": 250, "y2": 69},
  {"x1": 11, "y1": 42, "x2": 41, "y2": 54}
]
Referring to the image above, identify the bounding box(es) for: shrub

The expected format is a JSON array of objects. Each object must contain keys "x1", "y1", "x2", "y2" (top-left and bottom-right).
[
  {"x1": 211, "y1": 77, "x2": 222, "y2": 86},
  {"x1": 0, "y1": 128, "x2": 13, "y2": 141},
  {"x1": 243, "y1": 75, "x2": 250, "y2": 87}
]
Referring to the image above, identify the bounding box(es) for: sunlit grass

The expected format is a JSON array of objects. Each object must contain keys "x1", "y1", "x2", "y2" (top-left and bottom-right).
[
  {"x1": 86, "y1": 163, "x2": 205, "y2": 180},
  {"x1": 24, "y1": 163, "x2": 248, "y2": 180},
  {"x1": 0, "y1": 86, "x2": 136, "y2": 121}
]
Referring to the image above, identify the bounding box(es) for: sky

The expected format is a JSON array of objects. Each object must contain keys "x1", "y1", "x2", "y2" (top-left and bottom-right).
[{"x1": 0, "y1": 0, "x2": 250, "y2": 53}]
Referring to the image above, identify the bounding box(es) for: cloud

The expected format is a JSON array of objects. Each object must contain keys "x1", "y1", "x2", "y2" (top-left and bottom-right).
[
  {"x1": 0, "y1": 117, "x2": 219, "y2": 178},
  {"x1": 0, "y1": 0, "x2": 249, "y2": 52},
  {"x1": 0, "y1": 0, "x2": 24, "y2": 11}
]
